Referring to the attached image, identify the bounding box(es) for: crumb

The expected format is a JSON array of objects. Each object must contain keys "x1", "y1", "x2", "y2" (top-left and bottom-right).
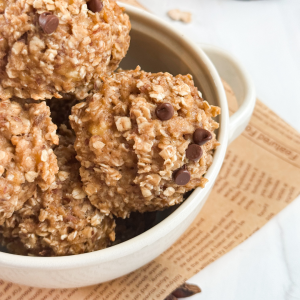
[{"x1": 168, "y1": 9, "x2": 192, "y2": 23}]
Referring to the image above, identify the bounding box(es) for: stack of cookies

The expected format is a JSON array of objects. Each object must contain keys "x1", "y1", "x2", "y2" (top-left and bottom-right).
[{"x1": 0, "y1": 0, "x2": 220, "y2": 256}]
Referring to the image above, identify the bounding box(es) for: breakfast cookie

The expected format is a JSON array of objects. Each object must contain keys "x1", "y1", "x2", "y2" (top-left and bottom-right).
[
  {"x1": 0, "y1": 100, "x2": 59, "y2": 225},
  {"x1": 0, "y1": 0, "x2": 131, "y2": 101},
  {"x1": 0, "y1": 126, "x2": 116, "y2": 256},
  {"x1": 70, "y1": 67, "x2": 221, "y2": 218}
]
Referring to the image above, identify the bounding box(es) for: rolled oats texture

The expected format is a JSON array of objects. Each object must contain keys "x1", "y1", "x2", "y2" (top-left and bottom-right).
[
  {"x1": 70, "y1": 67, "x2": 220, "y2": 218},
  {"x1": 0, "y1": 100, "x2": 59, "y2": 225},
  {"x1": 0, "y1": 125, "x2": 116, "y2": 256},
  {"x1": 0, "y1": 0, "x2": 131, "y2": 101}
]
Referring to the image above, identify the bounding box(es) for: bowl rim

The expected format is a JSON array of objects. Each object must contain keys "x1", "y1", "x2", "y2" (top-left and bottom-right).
[{"x1": 0, "y1": 3, "x2": 229, "y2": 270}]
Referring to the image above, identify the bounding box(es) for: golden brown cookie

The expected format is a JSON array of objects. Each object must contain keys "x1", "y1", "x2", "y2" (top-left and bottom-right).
[
  {"x1": 70, "y1": 68, "x2": 221, "y2": 218},
  {"x1": 0, "y1": 0, "x2": 131, "y2": 100},
  {"x1": 0, "y1": 126, "x2": 115, "y2": 256},
  {"x1": 0, "y1": 100, "x2": 59, "y2": 225}
]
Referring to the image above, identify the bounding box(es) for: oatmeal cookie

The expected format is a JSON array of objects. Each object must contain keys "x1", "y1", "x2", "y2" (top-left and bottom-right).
[
  {"x1": 0, "y1": 0, "x2": 130, "y2": 101},
  {"x1": 70, "y1": 67, "x2": 221, "y2": 218},
  {"x1": 0, "y1": 126, "x2": 115, "y2": 256},
  {"x1": 0, "y1": 100, "x2": 59, "y2": 225}
]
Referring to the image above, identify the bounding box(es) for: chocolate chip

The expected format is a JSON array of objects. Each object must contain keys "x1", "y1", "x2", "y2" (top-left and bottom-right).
[
  {"x1": 155, "y1": 103, "x2": 174, "y2": 121},
  {"x1": 172, "y1": 283, "x2": 202, "y2": 298},
  {"x1": 18, "y1": 32, "x2": 28, "y2": 44},
  {"x1": 39, "y1": 12, "x2": 59, "y2": 34},
  {"x1": 193, "y1": 128, "x2": 212, "y2": 146},
  {"x1": 164, "y1": 295, "x2": 177, "y2": 300},
  {"x1": 186, "y1": 144, "x2": 203, "y2": 161},
  {"x1": 87, "y1": 0, "x2": 103, "y2": 13},
  {"x1": 173, "y1": 167, "x2": 190, "y2": 186}
]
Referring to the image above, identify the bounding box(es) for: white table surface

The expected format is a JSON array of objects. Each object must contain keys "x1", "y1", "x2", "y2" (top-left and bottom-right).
[{"x1": 138, "y1": 1, "x2": 300, "y2": 299}]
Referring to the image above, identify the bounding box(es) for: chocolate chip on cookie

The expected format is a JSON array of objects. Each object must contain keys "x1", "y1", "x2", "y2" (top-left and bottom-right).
[
  {"x1": 155, "y1": 103, "x2": 174, "y2": 121},
  {"x1": 70, "y1": 69, "x2": 220, "y2": 217},
  {"x1": 39, "y1": 13, "x2": 59, "y2": 34},
  {"x1": 173, "y1": 167, "x2": 191, "y2": 186},
  {"x1": 193, "y1": 128, "x2": 212, "y2": 146},
  {"x1": 87, "y1": 0, "x2": 104, "y2": 13},
  {"x1": 186, "y1": 144, "x2": 203, "y2": 161}
]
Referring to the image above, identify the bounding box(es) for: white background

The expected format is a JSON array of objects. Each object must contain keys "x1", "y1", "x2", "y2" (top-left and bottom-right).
[{"x1": 138, "y1": 1, "x2": 300, "y2": 299}]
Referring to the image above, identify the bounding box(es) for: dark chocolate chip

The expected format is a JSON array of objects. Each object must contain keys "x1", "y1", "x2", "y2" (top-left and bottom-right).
[
  {"x1": 87, "y1": 0, "x2": 103, "y2": 13},
  {"x1": 164, "y1": 295, "x2": 177, "y2": 300},
  {"x1": 193, "y1": 128, "x2": 212, "y2": 146},
  {"x1": 186, "y1": 144, "x2": 203, "y2": 162},
  {"x1": 155, "y1": 103, "x2": 174, "y2": 121},
  {"x1": 18, "y1": 32, "x2": 28, "y2": 44},
  {"x1": 39, "y1": 12, "x2": 59, "y2": 34},
  {"x1": 173, "y1": 167, "x2": 190, "y2": 186},
  {"x1": 172, "y1": 283, "x2": 202, "y2": 298}
]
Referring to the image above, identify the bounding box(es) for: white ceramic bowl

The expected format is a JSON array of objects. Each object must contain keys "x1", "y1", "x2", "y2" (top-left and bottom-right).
[{"x1": 0, "y1": 4, "x2": 256, "y2": 288}]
